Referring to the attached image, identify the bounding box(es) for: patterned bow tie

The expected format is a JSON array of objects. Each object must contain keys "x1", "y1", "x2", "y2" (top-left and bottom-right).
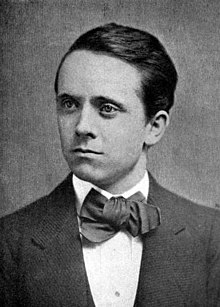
[{"x1": 79, "y1": 188, "x2": 161, "y2": 243}]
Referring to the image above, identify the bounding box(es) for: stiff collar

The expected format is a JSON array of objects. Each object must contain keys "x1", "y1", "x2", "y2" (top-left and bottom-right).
[{"x1": 72, "y1": 172, "x2": 149, "y2": 215}]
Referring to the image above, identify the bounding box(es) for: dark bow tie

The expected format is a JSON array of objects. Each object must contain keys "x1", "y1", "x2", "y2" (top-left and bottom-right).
[{"x1": 79, "y1": 188, "x2": 161, "y2": 243}]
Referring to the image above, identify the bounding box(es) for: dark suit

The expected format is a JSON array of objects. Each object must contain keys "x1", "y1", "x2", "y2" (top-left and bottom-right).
[{"x1": 1, "y1": 173, "x2": 220, "y2": 306}]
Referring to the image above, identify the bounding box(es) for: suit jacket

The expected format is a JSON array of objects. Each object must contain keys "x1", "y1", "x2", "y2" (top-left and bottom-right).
[{"x1": 0, "y1": 172, "x2": 220, "y2": 307}]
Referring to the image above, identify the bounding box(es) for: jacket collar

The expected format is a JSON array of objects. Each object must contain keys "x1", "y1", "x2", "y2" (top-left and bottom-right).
[
  {"x1": 135, "y1": 173, "x2": 193, "y2": 306},
  {"x1": 30, "y1": 173, "x2": 95, "y2": 307},
  {"x1": 148, "y1": 171, "x2": 186, "y2": 235},
  {"x1": 31, "y1": 172, "x2": 78, "y2": 249}
]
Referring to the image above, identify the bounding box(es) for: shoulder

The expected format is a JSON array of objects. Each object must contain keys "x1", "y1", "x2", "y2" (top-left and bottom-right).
[
  {"x1": 149, "y1": 172, "x2": 220, "y2": 237},
  {"x1": 163, "y1": 182, "x2": 219, "y2": 221},
  {"x1": 0, "y1": 173, "x2": 74, "y2": 234}
]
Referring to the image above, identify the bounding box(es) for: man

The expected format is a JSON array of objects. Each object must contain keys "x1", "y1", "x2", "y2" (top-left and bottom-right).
[{"x1": 0, "y1": 23, "x2": 220, "y2": 307}]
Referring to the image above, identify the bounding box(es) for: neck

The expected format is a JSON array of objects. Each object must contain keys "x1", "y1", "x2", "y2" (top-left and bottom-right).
[
  {"x1": 96, "y1": 155, "x2": 147, "y2": 194},
  {"x1": 100, "y1": 170, "x2": 146, "y2": 195}
]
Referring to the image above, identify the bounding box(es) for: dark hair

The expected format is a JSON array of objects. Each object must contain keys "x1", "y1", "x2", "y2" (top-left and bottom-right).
[{"x1": 54, "y1": 23, "x2": 178, "y2": 119}]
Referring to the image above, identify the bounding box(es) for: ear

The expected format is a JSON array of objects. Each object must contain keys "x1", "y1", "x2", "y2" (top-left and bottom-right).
[{"x1": 144, "y1": 110, "x2": 170, "y2": 146}]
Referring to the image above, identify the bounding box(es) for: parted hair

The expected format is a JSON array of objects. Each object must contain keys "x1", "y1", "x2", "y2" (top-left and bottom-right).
[{"x1": 54, "y1": 23, "x2": 178, "y2": 119}]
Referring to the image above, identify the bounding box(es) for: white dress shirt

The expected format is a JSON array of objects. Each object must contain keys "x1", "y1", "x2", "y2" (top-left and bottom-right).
[{"x1": 73, "y1": 172, "x2": 149, "y2": 307}]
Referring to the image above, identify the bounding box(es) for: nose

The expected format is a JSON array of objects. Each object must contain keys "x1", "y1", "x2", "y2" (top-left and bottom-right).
[{"x1": 75, "y1": 104, "x2": 97, "y2": 139}]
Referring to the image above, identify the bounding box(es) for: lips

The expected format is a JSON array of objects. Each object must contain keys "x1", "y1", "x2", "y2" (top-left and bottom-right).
[{"x1": 73, "y1": 148, "x2": 103, "y2": 155}]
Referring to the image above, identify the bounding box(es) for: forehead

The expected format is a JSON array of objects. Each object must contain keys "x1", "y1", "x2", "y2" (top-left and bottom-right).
[{"x1": 57, "y1": 50, "x2": 142, "y2": 99}]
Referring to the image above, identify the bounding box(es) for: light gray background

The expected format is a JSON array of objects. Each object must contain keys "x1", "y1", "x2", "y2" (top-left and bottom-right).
[{"x1": 1, "y1": 0, "x2": 220, "y2": 217}]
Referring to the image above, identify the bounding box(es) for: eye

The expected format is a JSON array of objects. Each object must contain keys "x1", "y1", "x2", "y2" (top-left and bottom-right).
[
  {"x1": 100, "y1": 104, "x2": 118, "y2": 116},
  {"x1": 62, "y1": 99, "x2": 77, "y2": 109},
  {"x1": 56, "y1": 96, "x2": 79, "y2": 113}
]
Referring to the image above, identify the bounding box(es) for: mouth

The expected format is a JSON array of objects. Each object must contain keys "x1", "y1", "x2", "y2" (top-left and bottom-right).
[{"x1": 73, "y1": 148, "x2": 103, "y2": 155}]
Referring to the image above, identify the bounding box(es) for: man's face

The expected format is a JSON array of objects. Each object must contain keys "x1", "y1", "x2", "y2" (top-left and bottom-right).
[{"x1": 57, "y1": 50, "x2": 151, "y2": 193}]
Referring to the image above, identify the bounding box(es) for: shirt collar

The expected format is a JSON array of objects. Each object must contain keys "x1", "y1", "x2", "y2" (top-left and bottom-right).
[{"x1": 72, "y1": 172, "x2": 149, "y2": 215}]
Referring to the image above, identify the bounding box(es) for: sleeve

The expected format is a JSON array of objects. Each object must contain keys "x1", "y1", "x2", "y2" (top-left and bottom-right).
[
  {"x1": 207, "y1": 210, "x2": 220, "y2": 306},
  {"x1": 0, "y1": 218, "x2": 19, "y2": 307}
]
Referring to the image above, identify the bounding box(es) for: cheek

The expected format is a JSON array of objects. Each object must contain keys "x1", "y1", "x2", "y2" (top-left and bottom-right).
[
  {"x1": 57, "y1": 117, "x2": 74, "y2": 143},
  {"x1": 120, "y1": 124, "x2": 146, "y2": 148},
  {"x1": 58, "y1": 115, "x2": 74, "y2": 130},
  {"x1": 106, "y1": 125, "x2": 145, "y2": 157}
]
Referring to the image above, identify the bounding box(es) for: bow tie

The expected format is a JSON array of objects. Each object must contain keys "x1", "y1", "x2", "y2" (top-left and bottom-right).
[{"x1": 79, "y1": 188, "x2": 161, "y2": 243}]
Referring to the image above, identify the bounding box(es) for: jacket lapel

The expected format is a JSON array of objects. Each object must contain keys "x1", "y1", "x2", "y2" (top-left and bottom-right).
[
  {"x1": 25, "y1": 172, "x2": 198, "y2": 306},
  {"x1": 28, "y1": 173, "x2": 95, "y2": 307},
  {"x1": 135, "y1": 173, "x2": 196, "y2": 306}
]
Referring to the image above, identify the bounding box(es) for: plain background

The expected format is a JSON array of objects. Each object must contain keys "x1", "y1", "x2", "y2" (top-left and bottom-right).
[{"x1": 1, "y1": 0, "x2": 220, "y2": 217}]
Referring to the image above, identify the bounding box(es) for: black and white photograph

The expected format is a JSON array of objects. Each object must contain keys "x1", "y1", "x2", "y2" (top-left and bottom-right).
[{"x1": 1, "y1": 1, "x2": 220, "y2": 306}]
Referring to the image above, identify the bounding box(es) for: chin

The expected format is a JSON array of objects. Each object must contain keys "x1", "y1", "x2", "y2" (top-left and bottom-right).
[
  {"x1": 70, "y1": 163, "x2": 102, "y2": 185},
  {"x1": 74, "y1": 172, "x2": 96, "y2": 184}
]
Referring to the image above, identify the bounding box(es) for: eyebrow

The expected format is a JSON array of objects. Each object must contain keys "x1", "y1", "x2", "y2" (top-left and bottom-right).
[{"x1": 56, "y1": 93, "x2": 82, "y2": 101}]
